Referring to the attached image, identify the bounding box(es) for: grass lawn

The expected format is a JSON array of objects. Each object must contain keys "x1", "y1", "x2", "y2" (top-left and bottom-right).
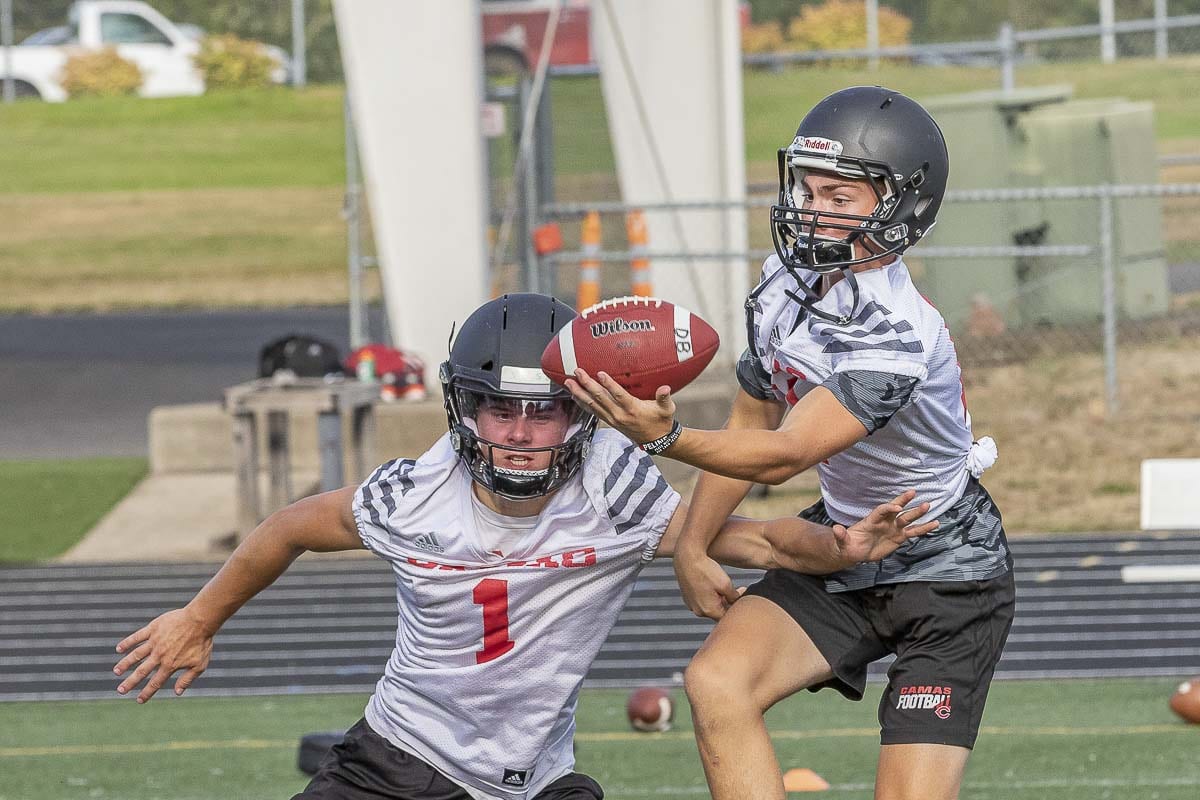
[
  {"x1": 1, "y1": 58, "x2": 1199, "y2": 313},
  {"x1": 4, "y1": 58, "x2": 1200, "y2": 194},
  {"x1": 0, "y1": 458, "x2": 147, "y2": 563},
  {"x1": 1, "y1": 678, "x2": 1194, "y2": 799}
]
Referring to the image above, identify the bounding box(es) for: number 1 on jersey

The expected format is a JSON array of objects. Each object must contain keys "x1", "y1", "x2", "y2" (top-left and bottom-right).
[{"x1": 472, "y1": 578, "x2": 514, "y2": 664}]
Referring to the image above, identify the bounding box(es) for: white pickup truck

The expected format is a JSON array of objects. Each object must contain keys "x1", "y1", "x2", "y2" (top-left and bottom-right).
[{"x1": 0, "y1": 0, "x2": 286, "y2": 101}]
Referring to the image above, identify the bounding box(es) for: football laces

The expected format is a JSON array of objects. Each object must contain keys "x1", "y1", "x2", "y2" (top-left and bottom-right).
[{"x1": 580, "y1": 295, "x2": 663, "y2": 318}]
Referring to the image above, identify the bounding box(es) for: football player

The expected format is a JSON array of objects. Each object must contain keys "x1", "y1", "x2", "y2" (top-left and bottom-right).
[
  {"x1": 568, "y1": 88, "x2": 1015, "y2": 800},
  {"x1": 113, "y1": 292, "x2": 938, "y2": 800}
]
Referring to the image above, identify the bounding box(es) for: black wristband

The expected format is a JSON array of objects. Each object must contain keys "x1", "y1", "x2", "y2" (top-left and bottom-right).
[{"x1": 640, "y1": 420, "x2": 683, "y2": 455}]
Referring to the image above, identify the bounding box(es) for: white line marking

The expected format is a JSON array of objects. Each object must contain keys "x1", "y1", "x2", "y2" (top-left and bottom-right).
[{"x1": 1123, "y1": 564, "x2": 1200, "y2": 583}]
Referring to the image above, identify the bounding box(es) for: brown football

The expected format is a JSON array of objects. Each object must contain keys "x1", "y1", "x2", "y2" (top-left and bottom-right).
[
  {"x1": 626, "y1": 686, "x2": 674, "y2": 733},
  {"x1": 541, "y1": 296, "x2": 719, "y2": 400},
  {"x1": 1169, "y1": 677, "x2": 1200, "y2": 723}
]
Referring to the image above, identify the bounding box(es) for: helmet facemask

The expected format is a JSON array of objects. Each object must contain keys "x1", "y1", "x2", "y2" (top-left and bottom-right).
[
  {"x1": 443, "y1": 374, "x2": 597, "y2": 501},
  {"x1": 765, "y1": 144, "x2": 915, "y2": 326}
]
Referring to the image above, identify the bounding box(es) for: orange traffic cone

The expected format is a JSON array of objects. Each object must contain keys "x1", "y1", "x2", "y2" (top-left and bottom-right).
[
  {"x1": 626, "y1": 209, "x2": 652, "y2": 297},
  {"x1": 783, "y1": 768, "x2": 830, "y2": 792},
  {"x1": 577, "y1": 211, "x2": 602, "y2": 310}
]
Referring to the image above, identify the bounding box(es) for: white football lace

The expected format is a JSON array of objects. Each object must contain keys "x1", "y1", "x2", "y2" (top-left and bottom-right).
[{"x1": 580, "y1": 295, "x2": 663, "y2": 318}]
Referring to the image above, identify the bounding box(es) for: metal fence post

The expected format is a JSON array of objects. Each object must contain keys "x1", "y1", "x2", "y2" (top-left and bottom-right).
[
  {"x1": 999, "y1": 23, "x2": 1015, "y2": 92},
  {"x1": 1155, "y1": 0, "x2": 1169, "y2": 60},
  {"x1": 1099, "y1": 0, "x2": 1117, "y2": 63},
  {"x1": 345, "y1": 93, "x2": 367, "y2": 350},
  {"x1": 517, "y1": 75, "x2": 539, "y2": 294},
  {"x1": 1, "y1": 0, "x2": 13, "y2": 105},
  {"x1": 535, "y1": 76, "x2": 556, "y2": 296},
  {"x1": 866, "y1": 0, "x2": 880, "y2": 71},
  {"x1": 291, "y1": 0, "x2": 307, "y2": 88},
  {"x1": 1099, "y1": 190, "x2": 1119, "y2": 416}
]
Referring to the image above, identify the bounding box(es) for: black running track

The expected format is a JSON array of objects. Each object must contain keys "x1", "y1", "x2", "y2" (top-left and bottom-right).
[{"x1": 3, "y1": 533, "x2": 1199, "y2": 702}]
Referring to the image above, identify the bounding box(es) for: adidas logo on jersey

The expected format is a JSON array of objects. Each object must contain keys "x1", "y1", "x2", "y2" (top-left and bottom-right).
[
  {"x1": 412, "y1": 532, "x2": 445, "y2": 554},
  {"x1": 501, "y1": 769, "x2": 528, "y2": 787}
]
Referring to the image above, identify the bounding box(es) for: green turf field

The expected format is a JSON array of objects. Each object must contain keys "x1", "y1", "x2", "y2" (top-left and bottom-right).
[
  {"x1": 1, "y1": 678, "x2": 1195, "y2": 799},
  {"x1": 0, "y1": 458, "x2": 147, "y2": 563}
]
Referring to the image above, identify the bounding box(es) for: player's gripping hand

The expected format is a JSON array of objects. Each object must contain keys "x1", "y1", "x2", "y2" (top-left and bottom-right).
[
  {"x1": 673, "y1": 549, "x2": 744, "y2": 621},
  {"x1": 832, "y1": 490, "x2": 939, "y2": 566},
  {"x1": 565, "y1": 369, "x2": 676, "y2": 448},
  {"x1": 113, "y1": 607, "x2": 214, "y2": 703}
]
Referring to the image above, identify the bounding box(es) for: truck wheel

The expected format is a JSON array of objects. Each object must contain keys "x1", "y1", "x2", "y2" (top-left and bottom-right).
[
  {"x1": 2, "y1": 80, "x2": 41, "y2": 100},
  {"x1": 484, "y1": 46, "x2": 527, "y2": 78}
]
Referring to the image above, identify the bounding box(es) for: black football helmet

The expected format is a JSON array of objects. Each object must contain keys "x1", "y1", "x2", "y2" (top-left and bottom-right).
[
  {"x1": 764, "y1": 85, "x2": 949, "y2": 324},
  {"x1": 440, "y1": 293, "x2": 597, "y2": 500}
]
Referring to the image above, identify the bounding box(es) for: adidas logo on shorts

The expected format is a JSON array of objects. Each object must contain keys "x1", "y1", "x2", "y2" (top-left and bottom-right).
[{"x1": 502, "y1": 769, "x2": 528, "y2": 787}]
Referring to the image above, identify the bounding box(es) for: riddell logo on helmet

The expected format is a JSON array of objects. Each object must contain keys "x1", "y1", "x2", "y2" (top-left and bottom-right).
[
  {"x1": 896, "y1": 685, "x2": 953, "y2": 719},
  {"x1": 589, "y1": 318, "x2": 655, "y2": 338},
  {"x1": 792, "y1": 136, "x2": 843, "y2": 159}
]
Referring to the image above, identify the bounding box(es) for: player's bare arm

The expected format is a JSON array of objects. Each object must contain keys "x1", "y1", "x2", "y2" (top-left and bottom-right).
[
  {"x1": 112, "y1": 486, "x2": 363, "y2": 703},
  {"x1": 568, "y1": 368, "x2": 867, "y2": 484},
  {"x1": 669, "y1": 388, "x2": 786, "y2": 618},
  {"x1": 656, "y1": 490, "x2": 937, "y2": 572}
]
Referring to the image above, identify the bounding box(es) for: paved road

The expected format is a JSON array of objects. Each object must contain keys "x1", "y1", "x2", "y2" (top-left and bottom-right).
[
  {"x1": 2, "y1": 533, "x2": 1198, "y2": 702},
  {"x1": 0, "y1": 308, "x2": 386, "y2": 458}
]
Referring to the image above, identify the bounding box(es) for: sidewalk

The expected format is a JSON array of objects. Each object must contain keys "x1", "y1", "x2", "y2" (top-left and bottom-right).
[{"x1": 59, "y1": 470, "x2": 336, "y2": 563}]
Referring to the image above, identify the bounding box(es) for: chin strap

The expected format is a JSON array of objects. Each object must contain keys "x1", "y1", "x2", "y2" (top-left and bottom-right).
[{"x1": 781, "y1": 268, "x2": 860, "y2": 326}]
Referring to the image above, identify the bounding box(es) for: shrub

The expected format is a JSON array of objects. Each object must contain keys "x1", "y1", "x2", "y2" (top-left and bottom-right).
[
  {"x1": 194, "y1": 34, "x2": 278, "y2": 90},
  {"x1": 786, "y1": 0, "x2": 912, "y2": 53},
  {"x1": 742, "y1": 21, "x2": 786, "y2": 55},
  {"x1": 60, "y1": 48, "x2": 142, "y2": 98}
]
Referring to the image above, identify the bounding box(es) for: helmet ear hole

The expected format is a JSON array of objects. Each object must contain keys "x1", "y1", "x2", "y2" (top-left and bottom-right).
[{"x1": 915, "y1": 195, "x2": 934, "y2": 219}]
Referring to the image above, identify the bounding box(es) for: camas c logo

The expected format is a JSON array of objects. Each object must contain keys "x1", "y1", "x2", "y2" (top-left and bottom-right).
[{"x1": 590, "y1": 318, "x2": 655, "y2": 338}]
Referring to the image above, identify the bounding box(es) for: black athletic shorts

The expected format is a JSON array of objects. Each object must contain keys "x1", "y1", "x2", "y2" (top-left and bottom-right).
[
  {"x1": 293, "y1": 717, "x2": 604, "y2": 800},
  {"x1": 745, "y1": 560, "x2": 1015, "y2": 749}
]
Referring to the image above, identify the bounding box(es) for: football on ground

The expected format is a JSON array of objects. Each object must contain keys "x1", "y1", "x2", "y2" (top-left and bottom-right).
[
  {"x1": 626, "y1": 686, "x2": 674, "y2": 732},
  {"x1": 541, "y1": 296, "x2": 719, "y2": 400},
  {"x1": 1169, "y1": 676, "x2": 1200, "y2": 723}
]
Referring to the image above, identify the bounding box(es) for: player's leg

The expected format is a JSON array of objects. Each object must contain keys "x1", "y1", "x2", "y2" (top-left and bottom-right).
[
  {"x1": 685, "y1": 570, "x2": 885, "y2": 800},
  {"x1": 875, "y1": 743, "x2": 970, "y2": 800},
  {"x1": 292, "y1": 718, "x2": 470, "y2": 800},
  {"x1": 870, "y1": 572, "x2": 1016, "y2": 800},
  {"x1": 684, "y1": 596, "x2": 828, "y2": 800}
]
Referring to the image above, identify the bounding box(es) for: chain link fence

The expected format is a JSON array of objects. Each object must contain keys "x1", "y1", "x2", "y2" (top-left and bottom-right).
[{"x1": 540, "y1": 169, "x2": 1200, "y2": 531}]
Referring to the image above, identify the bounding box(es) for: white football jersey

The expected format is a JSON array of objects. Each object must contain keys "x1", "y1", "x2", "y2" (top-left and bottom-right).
[
  {"x1": 352, "y1": 428, "x2": 680, "y2": 800},
  {"x1": 747, "y1": 254, "x2": 974, "y2": 525}
]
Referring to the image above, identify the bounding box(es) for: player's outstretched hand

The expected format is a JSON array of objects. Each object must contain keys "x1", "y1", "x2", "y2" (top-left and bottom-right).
[
  {"x1": 113, "y1": 607, "x2": 214, "y2": 703},
  {"x1": 833, "y1": 490, "x2": 938, "y2": 566},
  {"x1": 673, "y1": 551, "x2": 744, "y2": 621},
  {"x1": 565, "y1": 369, "x2": 676, "y2": 448}
]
